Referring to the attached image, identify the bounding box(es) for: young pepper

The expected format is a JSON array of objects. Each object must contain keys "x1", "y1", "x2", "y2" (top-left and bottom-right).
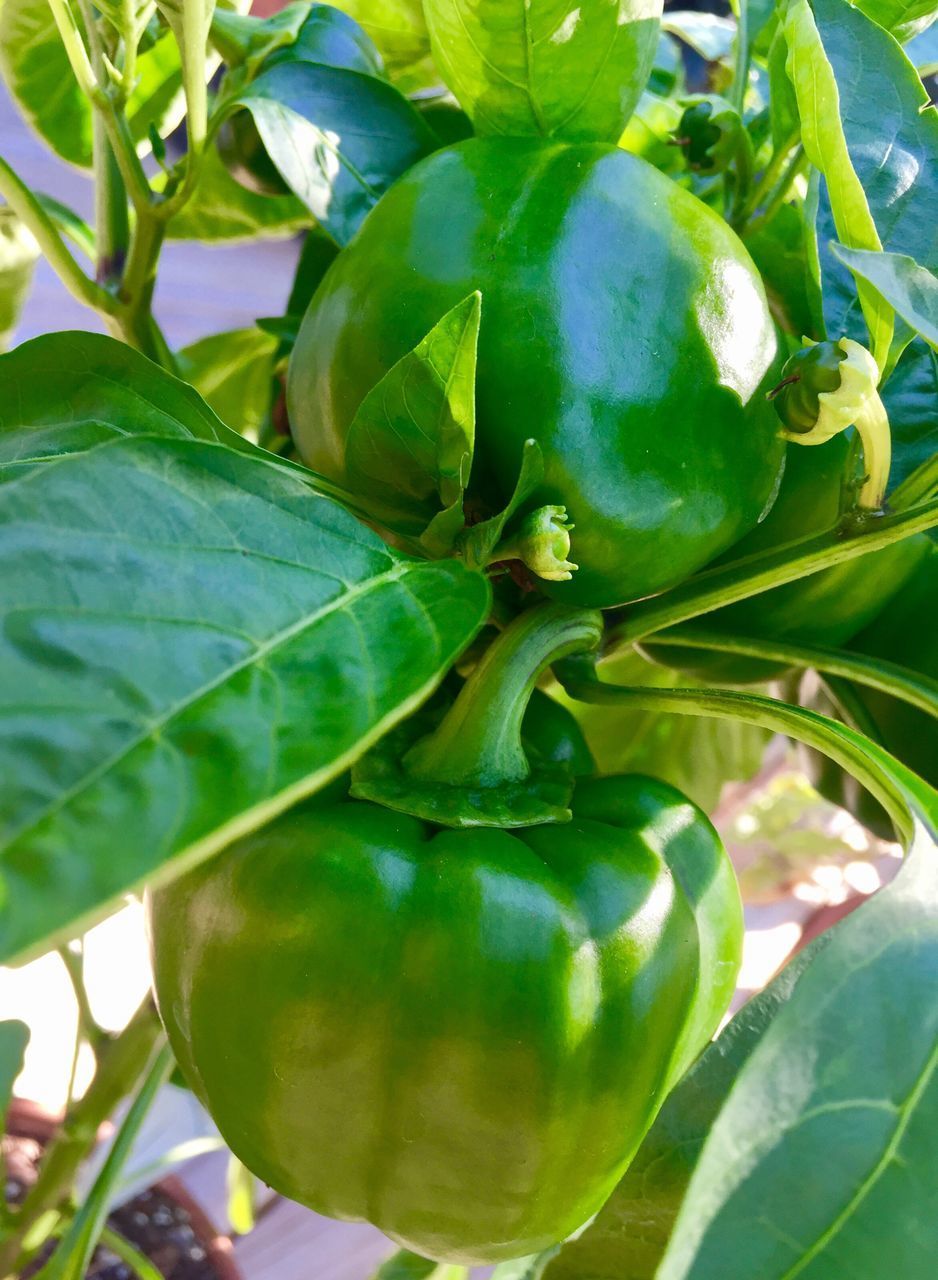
[
  {"x1": 149, "y1": 605, "x2": 742, "y2": 1264},
  {"x1": 287, "y1": 136, "x2": 783, "y2": 609}
]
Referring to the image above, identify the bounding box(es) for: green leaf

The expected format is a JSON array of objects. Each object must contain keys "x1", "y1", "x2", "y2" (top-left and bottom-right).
[
  {"x1": 231, "y1": 61, "x2": 434, "y2": 244},
  {"x1": 459, "y1": 438, "x2": 545, "y2": 571},
  {"x1": 0, "y1": 1019, "x2": 29, "y2": 1119},
  {"x1": 34, "y1": 195, "x2": 96, "y2": 261},
  {"x1": 0, "y1": 332, "x2": 249, "y2": 472},
  {"x1": 661, "y1": 10, "x2": 736, "y2": 62},
  {"x1": 0, "y1": 0, "x2": 186, "y2": 169},
  {"x1": 853, "y1": 1, "x2": 938, "y2": 42},
  {"x1": 659, "y1": 842, "x2": 938, "y2": 1277},
  {"x1": 782, "y1": 0, "x2": 893, "y2": 368},
  {"x1": 422, "y1": 0, "x2": 663, "y2": 143},
  {"x1": 0, "y1": 206, "x2": 38, "y2": 352},
  {"x1": 558, "y1": 678, "x2": 938, "y2": 1280},
  {"x1": 541, "y1": 944, "x2": 823, "y2": 1280},
  {"x1": 882, "y1": 338, "x2": 938, "y2": 492},
  {"x1": 372, "y1": 1251, "x2": 440, "y2": 1280},
  {"x1": 809, "y1": 0, "x2": 938, "y2": 349},
  {"x1": 618, "y1": 89, "x2": 685, "y2": 174},
  {"x1": 163, "y1": 144, "x2": 312, "y2": 243},
  {"x1": 328, "y1": 0, "x2": 435, "y2": 91},
  {"x1": 0, "y1": 334, "x2": 491, "y2": 965},
  {"x1": 176, "y1": 327, "x2": 279, "y2": 439},
  {"x1": 31, "y1": 1043, "x2": 174, "y2": 1280},
  {"x1": 345, "y1": 292, "x2": 480, "y2": 554},
  {"x1": 833, "y1": 245, "x2": 938, "y2": 351}
]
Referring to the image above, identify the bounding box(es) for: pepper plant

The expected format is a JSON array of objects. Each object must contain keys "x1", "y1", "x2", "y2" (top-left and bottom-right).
[{"x1": 1, "y1": 0, "x2": 937, "y2": 1276}]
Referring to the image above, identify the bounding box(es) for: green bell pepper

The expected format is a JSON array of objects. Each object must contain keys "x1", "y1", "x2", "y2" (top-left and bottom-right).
[
  {"x1": 287, "y1": 136, "x2": 784, "y2": 609},
  {"x1": 150, "y1": 605, "x2": 742, "y2": 1263},
  {"x1": 149, "y1": 768, "x2": 741, "y2": 1264}
]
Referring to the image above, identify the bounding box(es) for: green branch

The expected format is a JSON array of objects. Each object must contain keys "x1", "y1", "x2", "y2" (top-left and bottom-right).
[
  {"x1": 604, "y1": 497, "x2": 938, "y2": 653},
  {"x1": 558, "y1": 678, "x2": 919, "y2": 846},
  {"x1": 0, "y1": 157, "x2": 116, "y2": 315},
  {"x1": 644, "y1": 628, "x2": 938, "y2": 716}
]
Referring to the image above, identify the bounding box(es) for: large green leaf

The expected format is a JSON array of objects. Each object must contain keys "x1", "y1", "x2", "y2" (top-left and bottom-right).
[
  {"x1": 0, "y1": 0, "x2": 185, "y2": 169},
  {"x1": 0, "y1": 334, "x2": 491, "y2": 965},
  {"x1": 231, "y1": 60, "x2": 435, "y2": 244},
  {"x1": 422, "y1": 0, "x2": 663, "y2": 142}
]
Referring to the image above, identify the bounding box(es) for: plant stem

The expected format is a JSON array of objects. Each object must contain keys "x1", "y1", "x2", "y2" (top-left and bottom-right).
[
  {"x1": 737, "y1": 128, "x2": 800, "y2": 228},
  {"x1": 730, "y1": 0, "x2": 750, "y2": 115},
  {"x1": 0, "y1": 156, "x2": 115, "y2": 315},
  {"x1": 557, "y1": 678, "x2": 915, "y2": 846},
  {"x1": 644, "y1": 628, "x2": 938, "y2": 716},
  {"x1": 405, "y1": 603, "x2": 602, "y2": 787},
  {"x1": 57, "y1": 944, "x2": 106, "y2": 1054},
  {"x1": 603, "y1": 496, "x2": 938, "y2": 653},
  {"x1": 742, "y1": 144, "x2": 807, "y2": 238},
  {"x1": 116, "y1": 211, "x2": 175, "y2": 368},
  {"x1": 28, "y1": 1041, "x2": 173, "y2": 1280},
  {"x1": 92, "y1": 125, "x2": 130, "y2": 287},
  {"x1": 74, "y1": 0, "x2": 130, "y2": 287},
  {"x1": 46, "y1": 0, "x2": 99, "y2": 102},
  {"x1": 0, "y1": 1002, "x2": 162, "y2": 1277},
  {"x1": 98, "y1": 1226, "x2": 166, "y2": 1280}
]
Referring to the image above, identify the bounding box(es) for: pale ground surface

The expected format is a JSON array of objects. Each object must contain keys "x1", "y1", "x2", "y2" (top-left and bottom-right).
[{"x1": 0, "y1": 79, "x2": 902, "y2": 1280}]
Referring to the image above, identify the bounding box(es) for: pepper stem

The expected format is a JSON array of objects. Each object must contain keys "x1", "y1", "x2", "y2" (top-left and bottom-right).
[{"x1": 405, "y1": 602, "x2": 603, "y2": 788}]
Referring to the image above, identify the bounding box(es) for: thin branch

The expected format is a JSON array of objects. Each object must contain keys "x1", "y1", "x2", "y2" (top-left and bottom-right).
[{"x1": 0, "y1": 155, "x2": 117, "y2": 314}]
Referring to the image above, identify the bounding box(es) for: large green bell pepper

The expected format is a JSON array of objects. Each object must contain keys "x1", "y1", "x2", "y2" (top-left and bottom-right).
[
  {"x1": 149, "y1": 769, "x2": 741, "y2": 1264},
  {"x1": 287, "y1": 136, "x2": 784, "y2": 609}
]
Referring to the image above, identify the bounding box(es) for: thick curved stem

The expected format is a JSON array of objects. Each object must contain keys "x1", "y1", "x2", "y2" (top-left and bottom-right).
[{"x1": 405, "y1": 603, "x2": 602, "y2": 788}]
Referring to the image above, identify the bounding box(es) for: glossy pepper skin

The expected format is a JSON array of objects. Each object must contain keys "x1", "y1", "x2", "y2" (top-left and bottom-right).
[
  {"x1": 149, "y1": 775, "x2": 741, "y2": 1264},
  {"x1": 802, "y1": 547, "x2": 938, "y2": 837},
  {"x1": 288, "y1": 137, "x2": 784, "y2": 609},
  {"x1": 642, "y1": 434, "x2": 928, "y2": 683}
]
